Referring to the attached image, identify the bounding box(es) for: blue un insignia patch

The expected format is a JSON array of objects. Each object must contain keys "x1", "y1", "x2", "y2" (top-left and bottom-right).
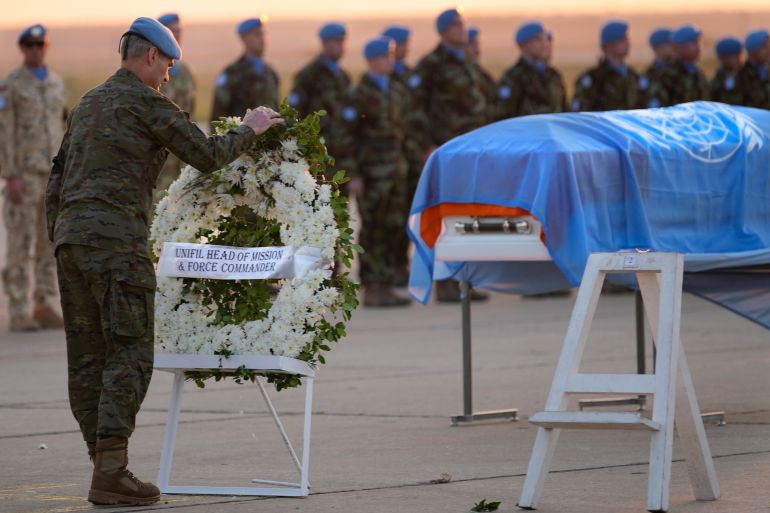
[
  {"x1": 724, "y1": 76, "x2": 736, "y2": 91},
  {"x1": 497, "y1": 85, "x2": 512, "y2": 100},
  {"x1": 288, "y1": 92, "x2": 300, "y2": 107},
  {"x1": 215, "y1": 73, "x2": 227, "y2": 88},
  {"x1": 0, "y1": 96, "x2": 6, "y2": 110},
  {"x1": 638, "y1": 75, "x2": 650, "y2": 90},
  {"x1": 408, "y1": 74, "x2": 422, "y2": 89},
  {"x1": 342, "y1": 106, "x2": 358, "y2": 122},
  {"x1": 580, "y1": 74, "x2": 592, "y2": 88}
]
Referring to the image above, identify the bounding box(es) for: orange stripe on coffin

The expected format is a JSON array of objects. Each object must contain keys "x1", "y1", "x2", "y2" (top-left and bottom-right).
[{"x1": 420, "y1": 203, "x2": 545, "y2": 249}]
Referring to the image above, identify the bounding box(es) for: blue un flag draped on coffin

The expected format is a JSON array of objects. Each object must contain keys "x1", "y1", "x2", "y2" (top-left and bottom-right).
[{"x1": 407, "y1": 102, "x2": 770, "y2": 329}]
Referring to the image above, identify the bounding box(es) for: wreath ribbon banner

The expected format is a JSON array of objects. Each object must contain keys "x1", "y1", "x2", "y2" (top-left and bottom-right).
[{"x1": 157, "y1": 242, "x2": 326, "y2": 280}]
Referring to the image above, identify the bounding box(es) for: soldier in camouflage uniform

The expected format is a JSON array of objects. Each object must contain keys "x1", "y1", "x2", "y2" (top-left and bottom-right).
[
  {"x1": 733, "y1": 29, "x2": 770, "y2": 109},
  {"x1": 156, "y1": 13, "x2": 197, "y2": 199},
  {"x1": 289, "y1": 23, "x2": 351, "y2": 174},
  {"x1": 495, "y1": 21, "x2": 567, "y2": 120},
  {"x1": 639, "y1": 28, "x2": 674, "y2": 108},
  {"x1": 572, "y1": 20, "x2": 642, "y2": 112},
  {"x1": 45, "y1": 18, "x2": 283, "y2": 506},
  {"x1": 467, "y1": 27, "x2": 496, "y2": 123},
  {"x1": 211, "y1": 17, "x2": 280, "y2": 123},
  {"x1": 710, "y1": 37, "x2": 744, "y2": 105},
  {"x1": 0, "y1": 24, "x2": 66, "y2": 332},
  {"x1": 340, "y1": 38, "x2": 410, "y2": 307},
  {"x1": 409, "y1": 8, "x2": 488, "y2": 302},
  {"x1": 648, "y1": 24, "x2": 710, "y2": 107}
]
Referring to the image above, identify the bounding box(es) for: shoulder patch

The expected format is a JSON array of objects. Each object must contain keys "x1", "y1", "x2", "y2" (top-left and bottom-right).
[
  {"x1": 288, "y1": 92, "x2": 300, "y2": 107},
  {"x1": 408, "y1": 74, "x2": 422, "y2": 89},
  {"x1": 0, "y1": 96, "x2": 6, "y2": 110},
  {"x1": 579, "y1": 74, "x2": 593, "y2": 89},
  {"x1": 215, "y1": 73, "x2": 227, "y2": 88},
  {"x1": 571, "y1": 98, "x2": 581, "y2": 112},
  {"x1": 342, "y1": 106, "x2": 358, "y2": 122},
  {"x1": 724, "y1": 75, "x2": 736, "y2": 91},
  {"x1": 638, "y1": 75, "x2": 650, "y2": 90},
  {"x1": 497, "y1": 85, "x2": 512, "y2": 100},
  {"x1": 647, "y1": 98, "x2": 661, "y2": 109}
]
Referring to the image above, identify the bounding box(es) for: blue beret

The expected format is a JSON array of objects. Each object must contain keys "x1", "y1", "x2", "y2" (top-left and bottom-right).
[
  {"x1": 649, "y1": 28, "x2": 672, "y2": 47},
  {"x1": 364, "y1": 37, "x2": 392, "y2": 59},
  {"x1": 715, "y1": 37, "x2": 743, "y2": 57},
  {"x1": 516, "y1": 22, "x2": 544, "y2": 45},
  {"x1": 672, "y1": 24, "x2": 702, "y2": 45},
  {"x1": 319, "y1": 22, "x2": 346, "y2": 41},
  {"x1": 18, "y1": 24, "x2": 46, "y2": 44},
  {"x1": 745, "y1": 29, "x2": 770, "y2": 54},
  {"x1": 157, "y1": 13, "x2": 179, "y2": 27},
  {"x1": 382, "y1": 25, "x2": 410, "y2": 44},
  {"x1": 601, "y1": 20, "x2": 628, "y2": 46},
  {"x1": 238, "y1": 18, "x2": 265, "y2": 35},
  {"x1": 436, "y1": 8, "x2": 461, "y2": 34},
  {"x1": 126, "y1": 17, "x2": 182, "y2": 60},
  {"x1": 468, "y1": 27, "x2": 479, "y2": 42}
]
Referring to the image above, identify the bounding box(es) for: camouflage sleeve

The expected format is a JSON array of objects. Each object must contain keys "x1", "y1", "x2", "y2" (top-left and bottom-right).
[
  {"x1": 335, "y1": 88, "x2": 359, "y2": 178},
  {"x1": 288, "y1": 70, "x2": 312, "y2": 117},
  {"x1": 210, "y1": 71, "x2": 230, "y2": 122},
  {"x1": 0, "y1": 81, "x2": 17, "y2": 178},
  {"x1": 571, "y1": 72, "x2": 598, "y2": 112},
  {"x1": 647, "y1": 70, "x2": 672, "y2": 108},
  {"x1": 46, "y1": 125, "x2": 70, "y2": 241},
  {"x1": 145, "y1": 95, "x2": 256, "y2": 172},
  {"x1": 494, "y1": 72, "x2": 524, "y2": 120},
  {"x1": 407, "y1": 59, "x2": 434, "y2": 150}
]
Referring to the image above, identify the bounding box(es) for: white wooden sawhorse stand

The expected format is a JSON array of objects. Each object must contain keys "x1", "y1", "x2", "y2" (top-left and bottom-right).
[
  {"x1": 518, "y1": 252, "x2": 719, "y2": 512},
  {"x1": 154, "y1": 353, "x2": 315, "y2": 497}
]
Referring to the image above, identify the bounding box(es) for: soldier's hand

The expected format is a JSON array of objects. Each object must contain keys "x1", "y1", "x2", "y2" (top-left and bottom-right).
[
  {"x1": 5, "y1": 176, "x2": 27, "y2": 205},
  {"x1": 242, "y1": 106, "x2": 284, "y2": 135}
]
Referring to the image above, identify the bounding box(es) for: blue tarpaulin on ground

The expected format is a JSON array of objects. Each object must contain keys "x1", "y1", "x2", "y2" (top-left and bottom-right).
[{"x1": 407, "y1": 102, "x2": 770, "y2": 329}]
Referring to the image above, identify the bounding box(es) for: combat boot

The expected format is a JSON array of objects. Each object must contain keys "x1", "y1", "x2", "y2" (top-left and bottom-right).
[
  {"x1": 9, "y1": 315, "x2": 40, "y2": 332},
  {"x1": 88, "y1": 437, "x2": 160, "y2": 506},
  {"x1": 33, "y1": 302, "x2": 64, "y2": 329},
  {"x1": 86, "y1": 441, "x2": 96, "y2": 462}
]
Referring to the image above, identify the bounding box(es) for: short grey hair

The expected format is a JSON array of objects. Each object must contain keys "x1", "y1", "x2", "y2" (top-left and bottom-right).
[{"x1": 119, "y1": 33, "x2": 154, "y2": 60}]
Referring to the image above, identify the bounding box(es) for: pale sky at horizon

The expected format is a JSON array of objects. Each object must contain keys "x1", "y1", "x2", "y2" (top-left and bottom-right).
[{"x1": 2, "y1": 0, "x2": 770, "y2": 28}]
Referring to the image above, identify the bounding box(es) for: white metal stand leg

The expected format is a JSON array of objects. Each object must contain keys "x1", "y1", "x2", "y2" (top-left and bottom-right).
[
  {"x1": 157, "y1": 370, "x2": 185, "y2": 491},
  {"x1": 517, "y1": 252, "x2": 719, "y2": 512}
]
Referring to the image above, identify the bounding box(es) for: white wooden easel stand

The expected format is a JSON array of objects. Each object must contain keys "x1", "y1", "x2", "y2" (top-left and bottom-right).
[
  {"x1": 518, "y1": 252, "x2": 719, "y2": 512},
  {"x1": 154, "y1": 353, "x2": 315, "y2": 497}
]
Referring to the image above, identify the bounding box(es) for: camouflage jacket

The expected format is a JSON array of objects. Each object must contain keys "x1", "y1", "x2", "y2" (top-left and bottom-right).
[
  {"x1": 338, "y1": 74, "x2": 410, "y2": 180},
  {"x1": 288, "y1": 56, "x2": 351, "y2": 164},
  {"x1": 733, "y1": 61, "x2": 770, "y2": 109},
  {"x1": 475, "y1": 62, "x2": 497, "y2": 124},
  {"x1": 648, "y1": 60, "x2": 710, "y2": 107},
  {"x1": 46, "y1": 68, "x2": 257, "y2": 256},
  {"x1": 211, "y1": 55, "x2": 280, "y2": 122},
  {"x1": 495, "y1": 58, "x2": 567, "y2": 120},
  {"x1": 409, "y1": 45, "x2": 488, "y2": 150},
  {"x1": 709, "y1": 68, "x2": 742, "y2": 105},
  {"x1": 160, "y1": 61, "x2": 196, "y2": 115},
  {"x1": 571, "y1": 59, "x2": 641, "y2": 112},
  {"x1": 638, "y1": 60, "x2": 669, "y2": 108},
  {"x1": 0, "y1": 66, "x2": 67, "y2": 177}
]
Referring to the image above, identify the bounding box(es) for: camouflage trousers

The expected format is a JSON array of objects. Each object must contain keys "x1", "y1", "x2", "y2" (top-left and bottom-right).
[
  {"x1": 2, "y1": 172, "x2": 58, "y2": 317},
  {"x1": 393, "y1": 156, "x2": 423, "y2": 277},
  {"x1": 56, "y1": 244, "x2": 156, "y2": 441},
  {"x1": 357, "y1": 170, "x2": 408, "y2": 285}
]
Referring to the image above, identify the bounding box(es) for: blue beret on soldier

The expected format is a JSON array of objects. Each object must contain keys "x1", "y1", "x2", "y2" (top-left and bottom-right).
[
  {"x1": 157, "y1": 13, "x2": 179, "y2": 27},
  {"x1": 382, "y1": 25, "x2": 410, "y2": 44},
  {"x1": 672, "y1": 24, "x2": 702, "y2": 45},
  {"x1": 18, "y1": 24, "x2": 47, "y2": 44},
  {"x1": 436, "y1": 8, "x2": 461, "y2": 34},
  {"x1": 364, "y1": 37, "x2": 392, "y2": 59},
  {"x1": 238, "y1": 18, "x2": 264, "y2": 35},
  {"x1": 468, "y1": 27, "x2": 480, "y2": 42},
  {"x1": 319, "y1": 22, "x2": 346, "y2": 41},
  {"x1": 601, "y1": 20, "x2": 628, "y2": 46},
  {"x1": 715, "y1": 37, "x2": 743, "y2": 57},
  {"x1": 126, "y1": 17, "x2": 182, "y2": 60},
  {"x1": 516, "y1": 22, "x2": 544, "y2": 45},
  {"x1": 745, "y1": 29, "x2": 770, "y2": 54},
  {"x1": 649, "y1": 28, "x2": 672, "y2": 48}
]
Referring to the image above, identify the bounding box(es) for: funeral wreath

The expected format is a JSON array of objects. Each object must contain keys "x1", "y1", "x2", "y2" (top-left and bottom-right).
[{"x1": 150, "y1": 104, "x2": 361, "y2": 390}]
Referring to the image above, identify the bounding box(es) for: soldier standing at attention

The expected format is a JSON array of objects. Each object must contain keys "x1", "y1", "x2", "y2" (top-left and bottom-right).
[
  {"x1": 466, "y1": 27, "x2": 496, "y2": 123},
  {"x1": 649, "y1": 24, "x2": 710, "y2": 107},
  {"x1": 734, "y1": 29, "x2": 770, "y2": 109},
  {"x1": 710, "y1": 37, "x2": 744, "y2": 105},
  {"x1": 155, "y1": 13, "x2": 197, "y2": 198},
  {"x1": 572, "y1": 20, "x2": 641, "y2": 112},
  {"x1": 0, "y1": 24, "x2": 66, "y2": 332},
  {"x1": 211, "y1": 16, "x2": 280, "y2": 121},
  {"x1": 639, "y1": 28, "x2": 674, "y2": 108},
  {"x1": 495, "y1": 21, "x2": 567, "y2": 120},
  {"x1": 410, "y1": 7, "x2": 488, "y2": 302},
  {"x1": 46, "y1": 17, "x2": 283, "y2": 506},
  {"x1": 289, "y1": 23, "x2": 351, "y2": 173},
  {"x1": 340, "y1": 38, "x2": 410, "y2": 307}
]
